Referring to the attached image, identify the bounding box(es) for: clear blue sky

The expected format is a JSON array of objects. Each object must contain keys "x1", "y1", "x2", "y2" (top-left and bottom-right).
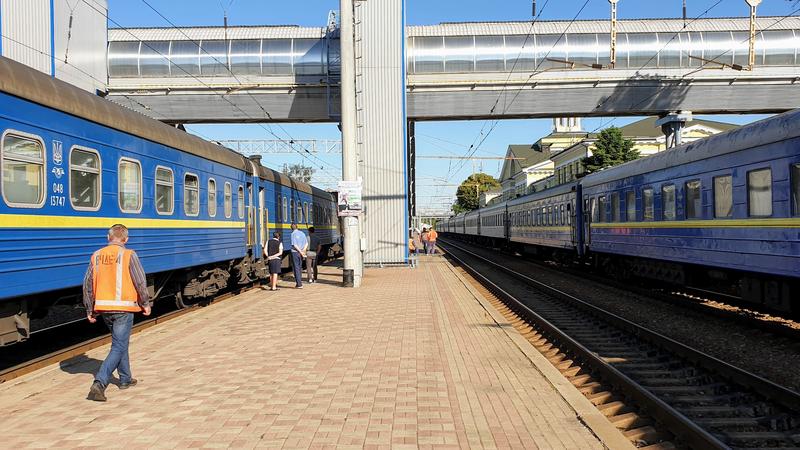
[{"x1": 106, "y1": 0, "x2": 796, "y2": 210}]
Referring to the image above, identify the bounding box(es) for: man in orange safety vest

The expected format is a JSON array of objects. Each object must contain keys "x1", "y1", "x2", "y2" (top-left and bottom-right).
[{"x1": 83, "y1": 224, "x2": 151, "y2": 402}]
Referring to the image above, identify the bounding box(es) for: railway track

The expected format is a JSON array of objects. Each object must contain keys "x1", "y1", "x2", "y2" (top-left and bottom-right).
[
  {"x1": 0, "y1": 288, "x2": 247, "y2": 385},
  {"x1": 440, "y1": 240, "x2": 800, "y2": 449},
  {"x1": 535, "y1": 254, "x2": 800, "y2": 342}
]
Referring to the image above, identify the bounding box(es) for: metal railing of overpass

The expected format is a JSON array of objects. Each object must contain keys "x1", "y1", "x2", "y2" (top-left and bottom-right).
[{"x1": 106, "y1": 17, "x2": 800, "y2": 122}]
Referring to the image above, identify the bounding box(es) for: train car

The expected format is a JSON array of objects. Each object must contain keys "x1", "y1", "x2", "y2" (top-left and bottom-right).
[
  {"x1": 0, "y1": 57, "x2": 338, "y2": 345},
  {"x1": 464, "y1": 209, "x2": 480, "y2": 237},
  {"x1": 451, "y1": 213, "x2": 466, "y2": 235},
  {"x1": 507, "y1": 182, "x2": 583, "y2": 257},
  {"x1": 581, "y1": 109, "x2": 800, "y2": 313},
  {"x1": 439, "y1": 217, "x2": 450, "y2": 234},
  {"x1": 310, "y1": 185, "x2": 341, "y2": 257},
  {"x1": 477, "y1": 202, "x2": 506, "y2": 243}
]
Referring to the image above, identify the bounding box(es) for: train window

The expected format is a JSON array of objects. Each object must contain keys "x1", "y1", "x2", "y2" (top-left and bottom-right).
[
  {"x1": 626, "y1": 191, "x2": 635, "y2": 221},
  {"x1": 685, "y1": 180, "x2": 702, "y2": 219},
  {"x1": 589, "y1": 198, "x2": 597, "y2": 223},
  {"x1": 298, "y1": 202, "x2": 304, "y2": 223},
  {"x1": 237, "y1": 185, "x2": 245, "y2": 219},
  {"x1": 567, "y1": 203, "x2": 572, "y2": 226},
  {"x1": 792, "y1": 164, "x2": 800, "y2": 216},
  {"x1": 714, "y1": 175, "x2": 733, "y2": 218},
  {"x1": 611, "y1": 193, "x2": 620, "y2": 222},
  {"x1": 748, "y1": 168, "x2": 772, "y2": 217},
  {"x1": 224, "y1": 182, "x2": 232, "y2": 218},
  {"x1": 642, "y1": 188, "x2": 654, "y2": 221},
  {"x1": 282, "y1": 197, "x2": 288, "y2": 222},
  {"x1": 290, "y1": 199, "x2": 295, "y2": 222},
  {"x1": 2, "y1": 132, "x2": 46, "y2": 208},
  {"x1": 307, "y1": 202, "x2": 313, "y2": 224},
  {"x1": 184, "y1": 173, "x2": 200, "y2": 217},
  {"x1": 597, "y1": 196, "x2": 606, "y2": 223},
  {"x1": 118, "y1": 158, "x2": 142, "y2": 213},
  {"x1": 208, "y1": 179, "x2": 217, "y2": 217},
  {"x1": 662, "y1": 185, "x2": 675, "y2": 220},
  {"x1": 155, "y1": 166, "x2": 174, "y2": 215},
  {"x1": 560, "y1": 205, "x2": 566, "y2": 225},
  {"x1": 69, "y1": 147, "x2": 101, "y2": 211}
]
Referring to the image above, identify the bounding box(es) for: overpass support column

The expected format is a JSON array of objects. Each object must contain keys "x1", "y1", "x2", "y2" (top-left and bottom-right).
[
  {"x1": 352, "y1": 0, "x2": 409, "y2": 265},
  {"x1": 656, "y1": 111, "x2": 692, "y2": 149}
]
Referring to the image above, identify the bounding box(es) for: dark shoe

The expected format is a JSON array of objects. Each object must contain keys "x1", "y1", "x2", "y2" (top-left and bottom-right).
[
  {"x1": 119, "y1": 378, "x2": 138, "y2": 390},
  {"x1": 87, "y1": 381, "x2": 107, "y2": 402}
]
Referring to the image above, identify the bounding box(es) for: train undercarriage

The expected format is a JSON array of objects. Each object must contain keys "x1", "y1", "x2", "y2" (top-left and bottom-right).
[
  {"x1": 0, "y1": 246, "x2": 337, "y2": 346},
  {"x1": 443, "y1": 233, "x2": 799, "y2": 318}
]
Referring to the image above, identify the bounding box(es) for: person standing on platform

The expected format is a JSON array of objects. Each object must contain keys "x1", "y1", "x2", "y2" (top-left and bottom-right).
[
  {"x1": 421, "y1": 228, "x2": 430, "y2": 255},
  {"x1": 266, "y1": 231, "x2": 283, "y2": 291},
  {"x1": 306, "y1": 226, "x2": 321, "y2": 283},
  {"x1": 290, "y1": 223, "x2": 308, "y2": 289},
  {"x1": 83, "y1": 224, "x2": 151, "y2": 402},
  {"x1": 412, "y1": 228, "x2": 423, "y2": 256},
  {"x1": 427, "y1": 227, "x2": 439, "y2": 255}
]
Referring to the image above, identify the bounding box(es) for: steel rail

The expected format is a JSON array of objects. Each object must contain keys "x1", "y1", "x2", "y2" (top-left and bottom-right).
[{"x1": 440, "y1": 239, "x2": 800, "y2": 449}]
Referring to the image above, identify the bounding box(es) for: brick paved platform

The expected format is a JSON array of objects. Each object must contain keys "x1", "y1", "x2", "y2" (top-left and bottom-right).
[{"x1": 0, "y1": 256, "x2": 628, "y2": 449}]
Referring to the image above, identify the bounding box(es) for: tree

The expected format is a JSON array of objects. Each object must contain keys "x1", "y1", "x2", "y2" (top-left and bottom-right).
[
  {"x1": 282, "y1": 163, "x2": 315, "y2": 183},
  {"x1": 453, "y1": 173, "x2": 500, "y2": 213},
  {"x1": 581, "y1": 127, "x2": 639, "y2": 174}
]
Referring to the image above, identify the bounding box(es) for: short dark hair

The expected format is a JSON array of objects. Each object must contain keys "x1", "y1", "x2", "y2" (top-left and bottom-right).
[
  {"x1": 273, "y1": 231, "x2": 281, "y2": 238},
  {"x1": 308, "y1": 226, "x2": 315, "y2": 233}
]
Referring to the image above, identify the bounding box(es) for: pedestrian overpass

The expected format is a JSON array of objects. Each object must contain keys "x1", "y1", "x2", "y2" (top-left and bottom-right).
[{"x1": 106, "y1": 17, "x2": 800, "y2": 123}]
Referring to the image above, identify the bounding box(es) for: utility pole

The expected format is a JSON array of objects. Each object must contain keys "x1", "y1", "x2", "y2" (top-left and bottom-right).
[
  {"x1": 609, "y1": 0, "x2": 620, "y2": 68},
  {"x1": 340, "y1": 0, "x2": 362, "y2": 287},
  {"x1": 682, "y1": 0, "x2": 687, "y2": 27},
  {"x1": 746, "y1": 0, "x2": 762, "y2": 70}
]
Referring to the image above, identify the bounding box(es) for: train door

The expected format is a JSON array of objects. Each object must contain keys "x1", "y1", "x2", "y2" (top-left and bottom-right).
[
  {"x1": 259, "y1": 187, "x2": 266, "y2": 251},
  {"x1": 569, "y1": 200, "x2": 577, "y2": 247},
  {"x1": 247, "y1": 184, "x2": 255, "y2": 247},
  {"x1": 584, "y1": 196, "x2": 593, "y2": 250}
]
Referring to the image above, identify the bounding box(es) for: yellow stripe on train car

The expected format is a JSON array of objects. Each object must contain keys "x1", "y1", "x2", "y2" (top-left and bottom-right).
[
  {"x1": 0, "y1": 214, "x2": 245, "y2": 229},
  {"x1": 590, "y1": 217, "x2": 800, "y2": 229},
  {"x1": 266, "y1": 222, "x2": 338, "y2": 231}
]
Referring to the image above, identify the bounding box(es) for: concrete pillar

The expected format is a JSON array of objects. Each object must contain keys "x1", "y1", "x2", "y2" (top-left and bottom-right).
[{"x1": 339, "y1": 0, "x2": 363, "y2": 286}]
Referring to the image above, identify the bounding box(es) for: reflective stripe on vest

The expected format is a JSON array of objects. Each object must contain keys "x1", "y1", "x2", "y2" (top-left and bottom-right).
[{"x1": 91, "y1": 245, "x2": 140, "y2": 313}]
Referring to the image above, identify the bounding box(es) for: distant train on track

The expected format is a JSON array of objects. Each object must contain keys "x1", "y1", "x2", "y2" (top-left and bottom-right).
[
  {"x1": 441, "y1": 109, "x2": 800, "y2": 316},
  {"x1": 0, "y1": 57, "x2": 340, "y2": 346}
]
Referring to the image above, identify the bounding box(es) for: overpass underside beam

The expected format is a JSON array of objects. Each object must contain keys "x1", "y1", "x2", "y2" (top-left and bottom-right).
[
  {"x1": 407, "y1": 77, "x2": 800, "y2": 121},
  {"x1": 108, "y1": 74, "x2": 800, "y2": 123}
]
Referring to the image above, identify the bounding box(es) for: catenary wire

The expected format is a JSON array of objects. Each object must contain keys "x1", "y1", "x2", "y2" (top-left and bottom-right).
[{"x1": 78, "y1": 0, "x2": 341, "y2": 181}]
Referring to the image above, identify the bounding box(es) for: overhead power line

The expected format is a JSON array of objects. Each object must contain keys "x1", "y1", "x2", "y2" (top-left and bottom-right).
[
  {"x1": 451, "y1": 0, "x2": 590, "y2": 179},
  {"x1": 590, "y1": 4, "x2": 800, "y2": 134},
  {"x1": 78, "y1": 0, "x2": 341, "y2": 181}
]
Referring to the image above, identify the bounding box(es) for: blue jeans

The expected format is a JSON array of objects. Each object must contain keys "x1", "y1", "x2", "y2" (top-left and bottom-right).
[
  {"x1": 291, "y1": 251, "x2": 303, "y2": 287},
  {"x1": 95, "y1": 312, "x2": 134, "y2": 387}
]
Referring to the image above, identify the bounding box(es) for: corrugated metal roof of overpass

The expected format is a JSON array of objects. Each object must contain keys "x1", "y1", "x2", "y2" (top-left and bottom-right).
[
  {"x1": 108, "y1": 25, "x2": 326, "y2": 41},
  {"x1": 108, "y1": 17, "x2": 800, "y2": 42},
  {"x1": 408, "y1": 17, "x2": 800, "y2": 35}
]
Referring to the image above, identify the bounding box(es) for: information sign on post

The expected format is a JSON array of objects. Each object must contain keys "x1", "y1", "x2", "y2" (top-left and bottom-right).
[{"x1": 337, "y1": 179, "x2": 363, "y2": 217}]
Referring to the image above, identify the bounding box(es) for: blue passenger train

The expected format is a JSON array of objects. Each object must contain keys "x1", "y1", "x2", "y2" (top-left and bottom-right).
[
  {"x1": 0, "y1": 57, "x2": 339, "y2": 345},
  {"x1": 442, "y1": 109, "x2": 800, "y2": 315}
]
